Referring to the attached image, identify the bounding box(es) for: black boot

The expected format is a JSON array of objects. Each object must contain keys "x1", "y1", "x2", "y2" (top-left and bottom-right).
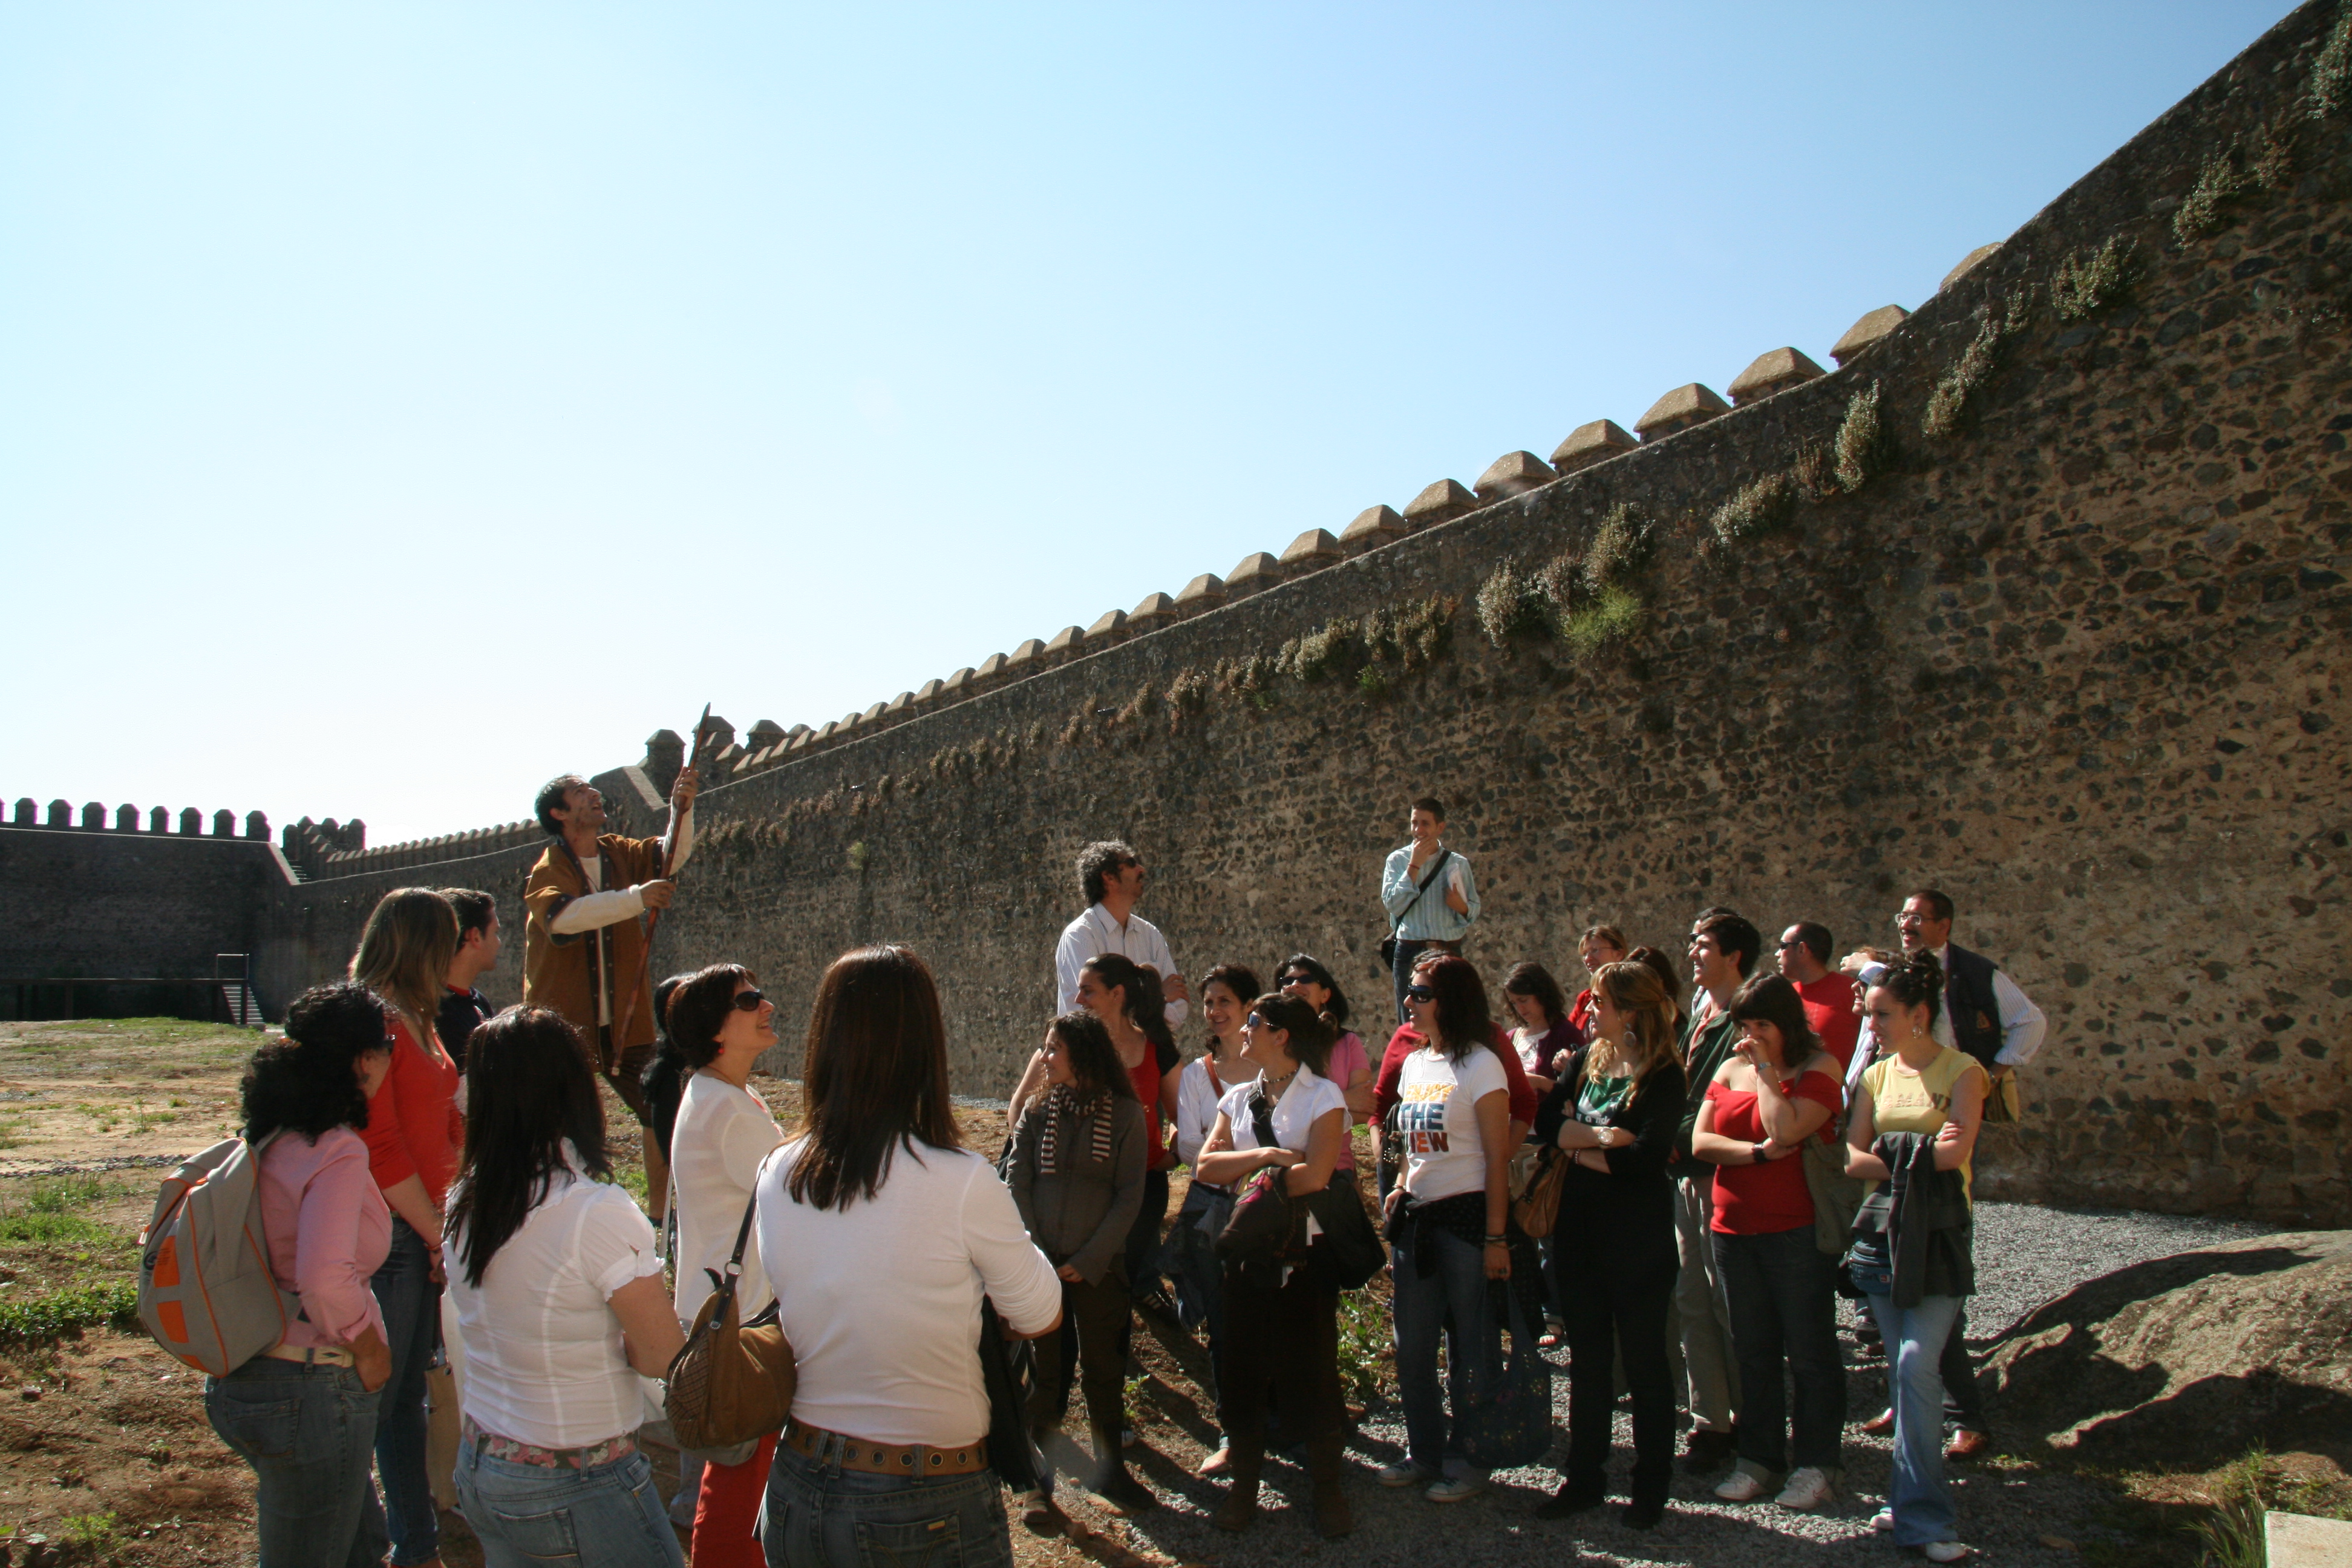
[
  {"x1": 1306, "y1": 1435, "x2": 1353, "y2": 1539},
  {"x1": 1212, "y1": 1446, "x2": 1264, "y2": 1534},
  {"x1": 1087, "y1": 1423, "x2": 1157, "y2": 1515}
]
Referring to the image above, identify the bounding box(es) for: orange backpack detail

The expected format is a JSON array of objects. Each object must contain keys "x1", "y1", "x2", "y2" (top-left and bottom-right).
[{"x1": 137, "y1": 1134, "x2": 300, "y2": 1376}]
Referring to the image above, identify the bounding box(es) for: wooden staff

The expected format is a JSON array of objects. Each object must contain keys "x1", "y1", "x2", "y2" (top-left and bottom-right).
[{"x1": 613, "y1": 705, "x2": 712, "y2": 1053}]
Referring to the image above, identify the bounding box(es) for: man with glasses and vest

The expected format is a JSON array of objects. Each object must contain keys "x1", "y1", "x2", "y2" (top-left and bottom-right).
[
  {"x1": 1380, "y1": 796, "x2": 1480, "y2": 1024},
  {"x1": 522, "y1": 766, "x2": 699, "y2": 1206},
  {"x1": 1880, "y1": 884, "x2": 2046, "y2": 1462}
]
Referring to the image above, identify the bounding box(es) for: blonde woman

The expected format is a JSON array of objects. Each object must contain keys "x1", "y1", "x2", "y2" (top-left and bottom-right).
[
  {"x1": 1530, "y1": 961, "x2": 1689, "y2": 1530},
  {"x1": 350, "y1": 887, "x2": 463, "y2": 1568}
]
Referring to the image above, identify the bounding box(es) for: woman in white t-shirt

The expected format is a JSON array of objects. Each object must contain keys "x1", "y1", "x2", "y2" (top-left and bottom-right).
[
  {"x1": 755, "y1": 946, "x2": 1063, "y2": 1568},
  {"x1": 1380, "y1": 953, "x2": 1514, "y2": 1504},
  {"x1": 662, "y1": 964, "x2": 788, "y2": 1568},
  {"x1": 443, "y1": 1007, "x2": 687, "y2": 1568},
  {"x1": 1192, "y1": 993, "x2": 1353, "y2": 1540}
]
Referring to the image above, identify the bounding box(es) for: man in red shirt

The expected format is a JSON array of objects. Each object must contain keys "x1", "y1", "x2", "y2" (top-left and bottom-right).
[{"x1": 1776, "y1": 923, "x2": 1860, "y2": 1072}]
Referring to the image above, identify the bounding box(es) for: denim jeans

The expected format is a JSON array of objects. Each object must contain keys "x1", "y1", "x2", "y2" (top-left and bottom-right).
[
  {"x1": 204, "y1": 1357, "x2": 385, "y2": 1567},
  {"x1": 370, "y1": 1216, "x2": 441, "y2": 1564},
  {"x1": 1712, "y1": 1226, "x2": 1845, "y2": 1482},
  {"x1": 1391, "y1": 1220, "x2": 1498, "y2": 1478},
  {"x1": 454, "y1": 1434, "x2": 685, "y2": 1568},
  {"x1": 1854, "y1": 1264, "x2": 1963, "y2": 1547},
  {"x1": 760, "y1": 1437, "x2": 1014, "y2": 1568}
]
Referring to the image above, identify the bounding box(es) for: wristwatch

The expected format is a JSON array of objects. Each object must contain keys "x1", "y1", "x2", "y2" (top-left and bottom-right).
[{"x1": 1751, "y1": 1141, "x2": 1771, "y2": 1165}]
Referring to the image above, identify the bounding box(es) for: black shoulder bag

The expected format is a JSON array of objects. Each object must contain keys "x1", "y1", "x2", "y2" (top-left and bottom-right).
[{"x1": 1379, "y1": 850, "x2": 1454, "y2": 970}]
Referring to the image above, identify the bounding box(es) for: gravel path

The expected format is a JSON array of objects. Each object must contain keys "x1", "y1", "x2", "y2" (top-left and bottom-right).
[{"x1": 1080, "y1": 1200, "x2": 2278, "y2": 1567}]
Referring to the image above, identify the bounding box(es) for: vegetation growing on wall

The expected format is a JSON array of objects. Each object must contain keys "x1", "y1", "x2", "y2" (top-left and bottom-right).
[
  {"x1": 1831, "y1": 381, "x2": 1886, "y2": 494},
  {"x1": 2051, "y1": 237, "x2": 2141, "y2": 321},
  {"x1": 1922, "y1": 289, "x2": 2033, "y2": 439},
  {"x1": 1709, "y1": 471, "x2": 1797, "y2": 546}
]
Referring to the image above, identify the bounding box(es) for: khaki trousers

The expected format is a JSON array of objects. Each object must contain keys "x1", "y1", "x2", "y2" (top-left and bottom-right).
[{"x1": 1671, "y1": 1173, "x2": 1742, "y2": 1434}]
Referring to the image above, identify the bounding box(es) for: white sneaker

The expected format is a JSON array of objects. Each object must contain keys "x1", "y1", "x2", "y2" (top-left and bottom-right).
[
  {"x1": 1775, "y1": 1468, "x2": 1836, "y2": 1510},
  {"x1": 1921, "y1": 1542, "x2": 1971, "y2": 1563},
  {"x1": 1376, "y1": 1460, "x2": 1434, "y2": 1488},
  {"x1": 1425, "y1": 1475, "x2": 1485, "y2": 1504},
  {"x1": 1713, "y1": 1470, "x2": 1771, "y2": 1502},
  {"x1": 1872, "y1": 1509, "x2": 1896, "y2": 1532}
]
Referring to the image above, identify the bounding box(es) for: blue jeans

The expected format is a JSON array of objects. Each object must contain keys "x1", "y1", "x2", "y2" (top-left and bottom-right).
[
  {"x1": 369, "y1": 1217, "x2": 440, "y2": 1564},
  {"x1": 204, "y1": 1357, "x2": 384, "y2": 1567},
  {"x1": 1854, "y1": 1264, "x2": 1963, "y2": 1547},
  {"x1": 455, "y1": 1436, "x2": 685, "y2": 1568},
  {"x1": 1712, "y1": 1226, "x2": 1845, "y2": 1482},
  {"x1": 1391, "y1": 1220, "x2": 1498, "y2": 1478},
  {"x1": 760, "y1": 1437, "x2": 1014, "y2": 1568}
]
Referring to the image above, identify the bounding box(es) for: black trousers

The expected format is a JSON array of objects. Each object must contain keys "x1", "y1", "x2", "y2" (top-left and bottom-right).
[
  {"x1": 1216, "y1": 1266, "x2": 1344, "y2": 1457},
  {"x1": 1553, "y1": 1241, "x2": 1679, "y2": 1506},
  {"x1": 1031, "y1": 1271, "x2": 1132, "y2": 1438}
]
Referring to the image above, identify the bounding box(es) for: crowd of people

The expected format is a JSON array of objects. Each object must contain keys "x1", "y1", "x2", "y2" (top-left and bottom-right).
[{"x1": 202, "y1": 777, "x2": 2046, "y2": 1567}]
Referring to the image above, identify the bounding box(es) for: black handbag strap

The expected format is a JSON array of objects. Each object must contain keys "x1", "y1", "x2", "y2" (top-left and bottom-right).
[
  {"x1": 703, "y1": 1191, "x2": 760, "y2": 1302},
  {"x1": 1392, "y1": 849, "x2": 1453, "y2": 929},
  {"x1": 1248, "y1": 1086, "x2": 1280, "y2": 1154}
]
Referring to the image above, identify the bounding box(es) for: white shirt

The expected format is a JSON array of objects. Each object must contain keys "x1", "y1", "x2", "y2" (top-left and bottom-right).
[
  {"x1": 756, "y1": 1138, "x2": 1061, "y2": 1448},
  {"x1": 1217, "y1": 1063, "x2": 1348, "y2": 1156},
  {"x1": 1395, "y1": 1045, "x2": 1509, "y2": 1201},
  {"x1": 1174, "y1": 1051, "x2": 1243, "y2": 1171},
  {"x1": 1053, "y1": 903, "x2": 1188, "y2": 1028},
  {"x1": 670, "y1": 1072, "x2": 786, "y2": 1329},
  {"x1": 1936, "y1": 943, "x2": 2048, "y2": 1067},
  {"x1": 445, "y1": 1149, "x2": 664, "y2": 1449}
]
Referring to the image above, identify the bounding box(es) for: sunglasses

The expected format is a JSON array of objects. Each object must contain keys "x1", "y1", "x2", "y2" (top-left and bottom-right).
[
  {"x1": 1404, "y1": 985, "x2": 1435, "y2": 1002},
  {"x1": 1281, "y1": 973, "x2": 1315, "y2": 987},
  {"x1": 730, "y1": 990, "x2": 767, "y2": 1013}
]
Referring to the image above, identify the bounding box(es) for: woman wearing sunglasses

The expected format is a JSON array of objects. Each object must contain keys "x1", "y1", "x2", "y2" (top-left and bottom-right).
[
  {"x1": 1276, "y1": 954, "x2": 1374, "y2": 1153},
  {"x1": 664, "y1": 965, "x2": 786, "y2": 1568}
]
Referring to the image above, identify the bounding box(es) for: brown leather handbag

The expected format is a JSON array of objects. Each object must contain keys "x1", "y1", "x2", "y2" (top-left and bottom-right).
[
  {"x1": 665, "y1": 1194, "x2": 795, "y2": 1455},
  {"x1": 1511, "y1": 1145, "x2": 1567, "y2": 1238}
]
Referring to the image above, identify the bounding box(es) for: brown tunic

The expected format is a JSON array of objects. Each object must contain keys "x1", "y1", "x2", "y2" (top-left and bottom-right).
[{"x1": 522, "y1": 832, "x2": 668, "y2": 1061}]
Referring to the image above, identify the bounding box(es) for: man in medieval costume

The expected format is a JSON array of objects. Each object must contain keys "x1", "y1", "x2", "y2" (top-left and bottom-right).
[{"x1": 523, "y1": 764, "x2": 699, "y2": 1215}]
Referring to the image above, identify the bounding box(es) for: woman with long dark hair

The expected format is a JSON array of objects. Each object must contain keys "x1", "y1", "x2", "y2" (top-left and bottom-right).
[
  {"x1": 1845, "y1": 950, "x2": 1985, "y2": 1564},
  {"x1": 1005, "y1": 1010, "x2": 1151, "y2": 1513},
  {"x1": 1076, "y1": 955, "x2": 1182, "y2": 1332},
  {"x1": 205, "y1": 982, "x2": 396, "y2": 1568},
  {"x1": 755, "y1": 946, "x2": 1062, "y2": 1568},
  {"x1": 443, "y1": 1008, "x2": 685, "y2": 1568},
  {"x1": 348, "y1": 886, "x2": 463, "y2": 1568},
  {"x1": 664, "y1": 965, "x2": 788, "y2": 1567},
  {"x1": 1168, "y1": 962, "x2": 1259, "y2": 1477},
  {"x1": 1532, "y1": 961, "x2": 1689, "y2": 1530},
  {"x1": 1501, "y1": 961, "x2": 1572, "y2": 1097},
  {"x1": 1276, "y1": 953, "x2": 1373, "y2": 1131},
  {"x1": 1380, "y1": 953, "x2": 1514, "y2": 1504},
  {"x1": 1691, "y1": 972, "x2": 1846, "y2": 1511},
  {"x1": 1192, "y1": 992, "x2": 1352, "y2": 1538}
]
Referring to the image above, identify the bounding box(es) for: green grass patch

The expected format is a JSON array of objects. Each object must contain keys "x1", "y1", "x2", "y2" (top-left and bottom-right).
[
  {"x1": 1561, "y1": 584, "x2": 1644, "y2": 657},
  {"x1": 0, "y1": 1212, "x2": 111, "y2": 1247},
  {"x1": 0, "y1": 1281, "x2": 140, "y2": 1346}
]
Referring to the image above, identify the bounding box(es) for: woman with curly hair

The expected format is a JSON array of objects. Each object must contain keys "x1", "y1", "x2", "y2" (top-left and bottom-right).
[{"x1": 205, "y1": 982, "x2": 397, "y2": 1568}]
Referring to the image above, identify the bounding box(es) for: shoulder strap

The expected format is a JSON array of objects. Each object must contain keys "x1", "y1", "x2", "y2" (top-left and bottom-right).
[
  {"x1": 1248, "y1": 1088, "x2": 1279, "y2": 1152},
  {"x1": 724, "y1": 1191, "x2": 759, "y2": 1275},
  {"x1": 1395, "y1": 849, "x2": 1452, "y2": 925}
]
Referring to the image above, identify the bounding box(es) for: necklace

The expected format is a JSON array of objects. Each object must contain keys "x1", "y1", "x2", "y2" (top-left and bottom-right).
[{"x1": 1261, "y1": 1065, "x2": 1299, "y2": 1096}]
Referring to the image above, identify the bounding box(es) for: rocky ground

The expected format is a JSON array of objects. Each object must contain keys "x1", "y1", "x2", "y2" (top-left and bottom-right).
[{"x1": 0, "y1": 1021, "x2": 2340, "y2": 1567}]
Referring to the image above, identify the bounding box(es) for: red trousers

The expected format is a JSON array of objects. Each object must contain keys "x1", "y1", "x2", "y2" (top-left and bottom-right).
[{"x1": 691, "y1": 1432, "x2": 779, "y2": 1568}]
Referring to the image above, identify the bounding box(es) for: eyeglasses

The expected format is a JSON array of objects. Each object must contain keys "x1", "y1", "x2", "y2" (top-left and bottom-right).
[
  {"x1": 1404, "y1": 985, "x2": 1435, "y2": 1002},
  {"x1": 1775, "y1": 939, "x2": 1805, "y2": 950},
  {"x1": 730, "y1": 990, "x2": 767, "y2": 1013},
  {"x1": 1243, "y1": 1013, "x2": 1265, "y2": 1031},
  {"x1": 1281, "y1": 973, "x2": 1313, "y2": 987}
]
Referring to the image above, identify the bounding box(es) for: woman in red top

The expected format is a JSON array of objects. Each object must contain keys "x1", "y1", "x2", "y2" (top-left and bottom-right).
[
  {"x1": 1690, "y1": 973, "x2": 1845, "y2": 1512},
  {"x1": 349, "y1": 887, "x2": 464, "y2": 1568},
  {"x1": 1563, "y1": 926, "x2": 1628, "y2": 1050}
]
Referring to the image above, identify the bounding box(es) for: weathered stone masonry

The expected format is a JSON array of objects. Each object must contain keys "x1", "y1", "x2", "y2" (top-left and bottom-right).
[{"x1": 7, "y1": 1, "x2": 2347, "y2": 1223}]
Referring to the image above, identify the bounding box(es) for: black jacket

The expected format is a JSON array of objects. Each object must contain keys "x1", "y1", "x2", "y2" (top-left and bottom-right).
[
  {"x1": 1852, "y1": 1129, "x2": 1974, "y2": 1307},
  {"x1": 1533, "y1": 1047, "x2": 1688, "y2": 1259}
]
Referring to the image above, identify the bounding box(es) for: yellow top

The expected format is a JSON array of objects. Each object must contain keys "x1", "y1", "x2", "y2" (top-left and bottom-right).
[{"x1": 1861, "y1": 1047, "x2": 1990, "y2": 1200}]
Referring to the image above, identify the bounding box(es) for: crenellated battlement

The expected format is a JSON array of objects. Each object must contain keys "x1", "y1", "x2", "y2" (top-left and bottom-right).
[{"x1": 7, "y1": 797, "x2": 272, "y2": 841}]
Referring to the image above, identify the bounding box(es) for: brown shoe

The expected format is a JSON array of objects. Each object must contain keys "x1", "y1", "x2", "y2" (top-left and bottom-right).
[
  {"x1": 1946, "y1": 1428, "x2": 1991, "y2": 1461},
  {"x1": 1861, "y1": 1408, "x2": 1896, "y2": 1437}
]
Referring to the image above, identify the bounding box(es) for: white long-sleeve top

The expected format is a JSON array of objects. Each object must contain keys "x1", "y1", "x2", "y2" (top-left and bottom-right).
[{"x1": 1937, "y1": 943, "x2": 2049, "y2": 1067}]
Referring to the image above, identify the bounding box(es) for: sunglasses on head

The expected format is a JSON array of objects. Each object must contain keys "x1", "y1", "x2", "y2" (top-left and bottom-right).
[
  {"x1": 1404, "y1": 984, "x2": 1435, "y2": 1002},
  {"x1": 730, "y1": 990, "x2": 766, "y2": 1013}
]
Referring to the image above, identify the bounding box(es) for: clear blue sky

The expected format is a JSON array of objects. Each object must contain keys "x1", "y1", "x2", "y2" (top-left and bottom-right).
[{"x1": 0, "y1": 2, "x2": 2288, "y2": 846}]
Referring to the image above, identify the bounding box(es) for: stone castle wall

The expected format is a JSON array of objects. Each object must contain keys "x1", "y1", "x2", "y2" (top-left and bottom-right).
[{"x1": 9, "y1": 2, "x2": 2346, "y2": 1222}]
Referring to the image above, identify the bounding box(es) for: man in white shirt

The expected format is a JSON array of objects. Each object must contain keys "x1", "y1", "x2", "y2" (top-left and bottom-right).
[{"x1": 1053, "y1": 840, "x2": 1189, "y2": 1027}]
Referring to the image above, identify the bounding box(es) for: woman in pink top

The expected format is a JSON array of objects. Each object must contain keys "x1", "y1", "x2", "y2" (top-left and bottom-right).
[
  {"x1": 205, "y1": 982, "x2": 397, "y2": 1568},
  {"x1": 1276, "y1": 955, "x2": 1373, "y2": 1157}
]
